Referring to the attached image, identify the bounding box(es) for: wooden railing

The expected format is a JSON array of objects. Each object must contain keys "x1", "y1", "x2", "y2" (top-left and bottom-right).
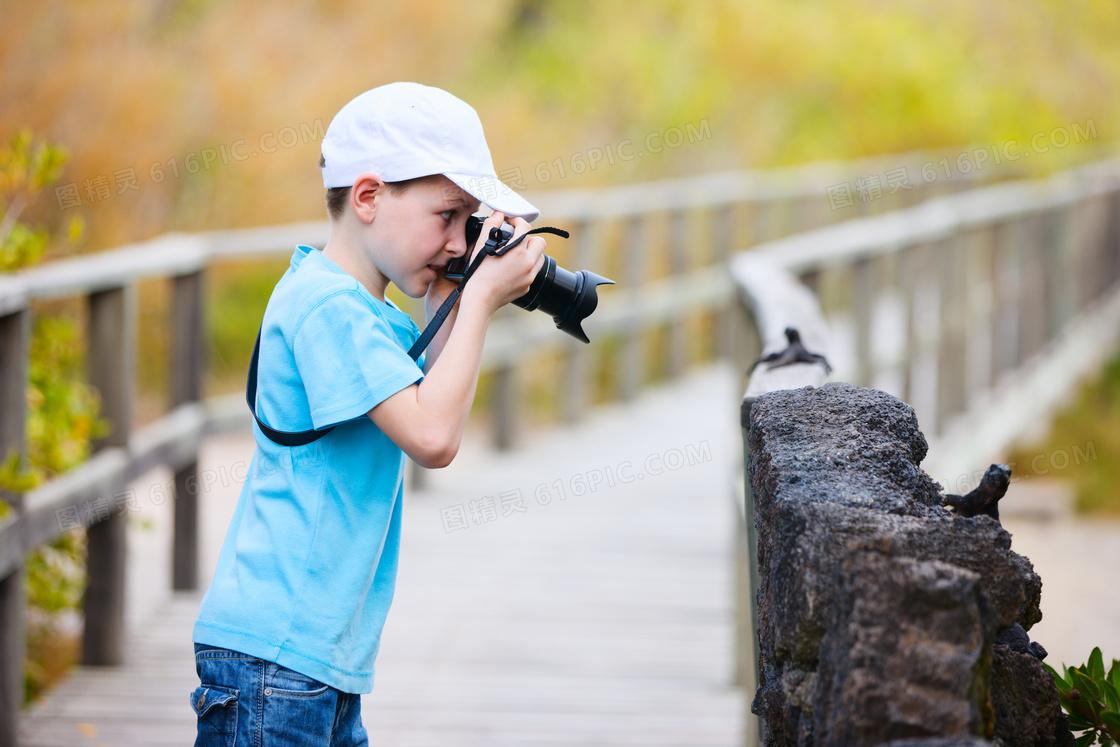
[
  {"x1": 0, "y1": 145, "x2": 1103, "y2": 744},
  {"x1": 732, "y1": 156, "x2": 1120, "y2": 745}
]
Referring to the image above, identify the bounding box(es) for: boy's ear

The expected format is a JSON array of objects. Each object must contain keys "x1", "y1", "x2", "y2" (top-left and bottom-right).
[{"x1": 350, "y1": 173, "x2": 385, "y2": 224}]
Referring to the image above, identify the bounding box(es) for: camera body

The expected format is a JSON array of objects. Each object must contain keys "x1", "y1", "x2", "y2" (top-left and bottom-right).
[
  {"x1": 443, "y1": 215, "x2": 511, "y2": 280},
  {"x1": 442, "y1": 215, "x2": 613, "y2": 344}
]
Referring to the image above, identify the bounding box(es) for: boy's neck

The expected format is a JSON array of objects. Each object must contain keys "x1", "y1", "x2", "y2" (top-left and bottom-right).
[{"x1": 321, "y1": 234, "x2": 389, "y2": 302}]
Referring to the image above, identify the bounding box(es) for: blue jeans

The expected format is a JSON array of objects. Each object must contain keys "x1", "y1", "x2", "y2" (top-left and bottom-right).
[{"x1": 191, "y1": 644, "x2": 369, "y2": 747}]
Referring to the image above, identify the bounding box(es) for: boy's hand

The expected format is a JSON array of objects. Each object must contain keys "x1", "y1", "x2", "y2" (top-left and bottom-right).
[{"x1": 462, "y1": 212, "x2": 546, "y2": 316}]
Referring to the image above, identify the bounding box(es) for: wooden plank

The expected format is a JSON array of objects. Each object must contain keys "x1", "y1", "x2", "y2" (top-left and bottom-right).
[
  {"x1": 749, "y1": 159, "x2": 1120, "y2": 275},
  {"x1": 17, "y1": 235, "x2": 207, "y2": 302},
  {"x1": 21, "y1": 367, "x2": 745, "y2": 747},
  {"x1": 0, "y1": 277, "x2": 27, "y2": 318}
]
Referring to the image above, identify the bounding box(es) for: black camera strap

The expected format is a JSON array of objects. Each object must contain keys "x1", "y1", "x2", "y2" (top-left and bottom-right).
[{"x1": 246, "y1": 226, "x2": 567, "y2": 447}]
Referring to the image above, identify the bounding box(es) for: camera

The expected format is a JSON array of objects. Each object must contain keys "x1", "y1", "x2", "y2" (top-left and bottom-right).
[{"x1": 443, "y1": 215, "x2": 614, "y2": 344}]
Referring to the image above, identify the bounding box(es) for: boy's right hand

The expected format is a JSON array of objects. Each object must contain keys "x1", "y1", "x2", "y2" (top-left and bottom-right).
[{"x1": 463, "y1": 211, "x2": 546, "y2": 316}]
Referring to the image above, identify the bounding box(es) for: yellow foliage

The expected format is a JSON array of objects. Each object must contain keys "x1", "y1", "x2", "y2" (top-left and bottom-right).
[{"x1": 0, "y1": 0, "x2": 1116, "y2": 255}]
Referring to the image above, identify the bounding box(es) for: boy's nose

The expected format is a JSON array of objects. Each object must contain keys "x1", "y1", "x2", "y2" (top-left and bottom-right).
[{"x1": 446, "y1": 232, "x2": 468, "y2": 258}]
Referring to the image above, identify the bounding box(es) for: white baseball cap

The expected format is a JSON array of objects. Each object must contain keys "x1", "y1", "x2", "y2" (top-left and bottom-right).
[{"x1": 320, "y1": 82, "x2": 539, "y2": 222}]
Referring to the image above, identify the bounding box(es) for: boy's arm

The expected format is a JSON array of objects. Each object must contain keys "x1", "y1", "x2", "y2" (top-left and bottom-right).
[{"x1": 368, "y1": 215, "x2": 545, "y2": 469}]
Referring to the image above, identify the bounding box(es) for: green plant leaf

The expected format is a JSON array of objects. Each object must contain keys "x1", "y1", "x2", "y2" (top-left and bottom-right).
[
  {"x1": 1103, "y1": 710, "x2": 1120, "y2": 739},
  {"x1": 1091, "y1": 648, "x2": 1107, "y2": 681},
  {"x1": 1070, "y1": 707, "x2": 1097, "y2": 725},
  {"x1": 1073, "y1": 668, "x2": 1103, "y2": 704},
  {"x1": 1049, "y1": 664, "x2": 1074, "y2": 697},
  {"x1": 1075, "y1": 733, "x2": 1097, "y2": 747},
  {"x1": 1104, "y1": 680, "x2": 1120, "y2": 714}
]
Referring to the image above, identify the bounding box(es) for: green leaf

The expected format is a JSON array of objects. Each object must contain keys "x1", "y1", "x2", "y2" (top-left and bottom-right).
[
  {"x1": 1049, "y1": 663, "x2": 1073, "y2": 695},
  {"x1": 1073, "y1": 668, "x2": 1103, "y2": 704},
  {"x1": 1075, "y1": 733, "x2": 1097, "y2": 747},
  {"x1": 1104, "y1": 680, "x2": 1120, "y2": 713},
  {"x1": 1091, "y1": 648, "x2": 1106, "y2": 681},
  {"x1": 1070, "y1": 712, "x2": 1096, "y2": 730},
  {"x1": 1103, "y1": 711, "x2": 1120, "y2": 740}
]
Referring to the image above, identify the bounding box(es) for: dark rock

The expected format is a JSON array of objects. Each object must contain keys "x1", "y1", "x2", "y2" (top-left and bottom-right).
[
  {"x1": 1053, "y1": 713, "x2": 1076, "y2": 747},
  {"x1": 814, "y1": 551, "x2": 995, "y2": 743},
  {"x1": 989, "y1": 644, "x2": 1066, "y2": 746},
  {"x1": 746, "y1": 383, "x2": 1051, "y2": 745},
  {"x1": 748, "y1": 384, "x2": 944, "y2": 519},
  {"x1": 885, "y1": 739, "x2": 993, "y2": 746}
]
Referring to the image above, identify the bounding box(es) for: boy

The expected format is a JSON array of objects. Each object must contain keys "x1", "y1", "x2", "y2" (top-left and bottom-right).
[{"x1": 190, "y1": 82, "x2": 546, "y2": 746}]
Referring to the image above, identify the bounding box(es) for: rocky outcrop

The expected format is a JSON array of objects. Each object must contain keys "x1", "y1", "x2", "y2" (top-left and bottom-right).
[{"x1": 745, "y1": 382, "x2": 1067, "y2": 745}]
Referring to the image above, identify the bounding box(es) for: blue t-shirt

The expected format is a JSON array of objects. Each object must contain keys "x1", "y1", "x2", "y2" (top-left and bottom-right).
[{"x1": 193, "y1": 245, "x2": 424, "y2": 693}]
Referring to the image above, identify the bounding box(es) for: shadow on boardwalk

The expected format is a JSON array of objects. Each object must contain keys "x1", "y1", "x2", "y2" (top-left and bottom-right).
[{"x1": 21, "y1": 363, "x2": 746, "y2": 747}]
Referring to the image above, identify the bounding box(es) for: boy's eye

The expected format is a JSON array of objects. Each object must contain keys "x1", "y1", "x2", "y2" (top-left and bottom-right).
[{"x1": 441, "y1": 210, "x2": 453, "y2": 222}]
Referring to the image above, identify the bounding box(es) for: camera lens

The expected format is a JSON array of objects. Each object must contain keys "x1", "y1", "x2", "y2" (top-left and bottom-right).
[
  {"x1": 453, "y1": 216, "x2": 614, "y2": 342},
  {"x1": 512, "y1": 256, "x2": 614, "y2": 344}
]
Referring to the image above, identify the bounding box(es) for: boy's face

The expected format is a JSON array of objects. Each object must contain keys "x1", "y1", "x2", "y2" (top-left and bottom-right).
[{"x1": 366, "y1": 175, "x2": 482, "y2": 299}]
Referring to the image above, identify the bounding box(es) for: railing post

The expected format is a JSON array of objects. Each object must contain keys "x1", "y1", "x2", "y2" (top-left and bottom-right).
[
  {"x1": 1017, "y1": 212, "x2": 1047, "y2": 362},
  {"x1": 172, "y1": 271, "x2": 204, "y2": 590},
  {"x1": 1052, "y1": 204, "x2": 1077, "y2": 340},
  {"x1": 852, "y1": 257, "x2": 875, "y2": 387},
  {"x1": 667, "y1": 209, "x2": 689, "y2": 379},
  {"x1": 908, "y1": 242, "x2": 940, "y2": 434},
  {"x1": 937, "y1": 235, "x2": 968, "y2": 428},
  {"x1": 493, "y1": 363, "x2": 517, "y2": 452},
  {"x1": 991, "y1": 220, "x2": 1021, "y2": 384},
  {"x1": 0, "y1": 306, "x2": 29, "y2": 745},
  {"x1": 964, "y1": 226, "x2": 996, "y2": 400},
  {"x1": 562, "y1": 220, "x2": 593, "y2": 423},
  {"x1": 713, "y1": 205, "x2": 737, "y2": 362},
  {"x1": 620, "y1": 216, "x2": 645, "y2": 401},
  {"x1": 1107, "y1": 189, "x2": 1120, "y2": 291},
  {"x1": 83, "y1": 285, "x2": 134, "y2": 666},
  {"x1": 898, "y1": 245, "x2": 917, "y2": 405}
]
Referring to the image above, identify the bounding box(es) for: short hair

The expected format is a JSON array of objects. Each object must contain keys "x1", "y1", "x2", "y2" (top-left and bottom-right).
[{"x1": 319, "y1": 154, "x2": 431, "y2": 221}]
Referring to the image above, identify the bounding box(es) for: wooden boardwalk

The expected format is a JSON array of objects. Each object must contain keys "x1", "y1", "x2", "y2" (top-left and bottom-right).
[{"x1": 20, "y1": 364, "x2": 746, "y2": 747}]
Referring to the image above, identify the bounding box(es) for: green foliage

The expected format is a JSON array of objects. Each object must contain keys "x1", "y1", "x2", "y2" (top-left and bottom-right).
[
  {"x1": 23, "y1": 315, "x2": 109, "y2": 475},
  {"x1": 0, "y1": 129, "x2": 107, "y2": 705},
  {"x1": 0, "y1": 129, "x2": 67, "y2": 271},
  {"x1": 1045, "y1": 648, "x2": 1120, "y2": 745}
]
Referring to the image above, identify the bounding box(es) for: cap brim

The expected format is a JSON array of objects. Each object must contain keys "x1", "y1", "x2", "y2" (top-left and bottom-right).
[{"x1": 444, "y1": 173, "x2": 540, "y2": 222}]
